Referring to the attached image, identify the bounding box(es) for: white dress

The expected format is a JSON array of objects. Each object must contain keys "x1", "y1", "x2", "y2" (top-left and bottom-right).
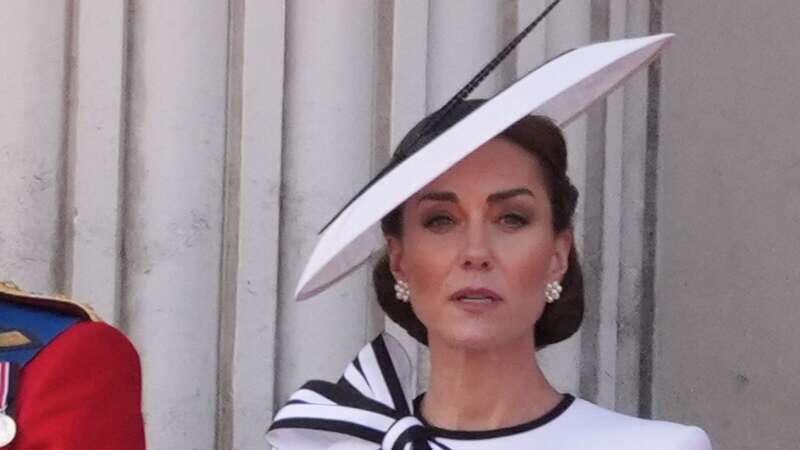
[{"x1": 266, "y1": 333, "x2": 712, "y2": 450}]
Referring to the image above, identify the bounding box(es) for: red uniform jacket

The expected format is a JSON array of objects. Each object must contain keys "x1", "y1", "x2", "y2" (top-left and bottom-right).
[{"x1": 1, "y1": 283, "x2": 145, "y2": 450}]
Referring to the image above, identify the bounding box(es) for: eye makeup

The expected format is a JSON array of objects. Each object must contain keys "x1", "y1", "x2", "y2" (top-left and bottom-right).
[
  {"x1": 497, "y1": 212, "x2": 531, "y2": 228},
  {"x1": 492, "y1": 196, "x2": 536, "y2": 220},
  {"x1": 411, "y1": 186, "x2": 540, "y2": 234},
  {"x1": 422, "y1": 212, "x2": 456, "y2": 231}
]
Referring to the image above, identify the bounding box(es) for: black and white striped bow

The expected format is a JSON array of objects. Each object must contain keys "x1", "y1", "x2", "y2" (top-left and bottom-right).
[{"x1": 267, "y1": 334, "x2": 451, "y2": 450}]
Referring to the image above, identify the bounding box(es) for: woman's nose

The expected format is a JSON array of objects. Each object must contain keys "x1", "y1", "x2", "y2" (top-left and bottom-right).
[{"x1": 461, "y1": 224, "x2": 492, "y2": 271}]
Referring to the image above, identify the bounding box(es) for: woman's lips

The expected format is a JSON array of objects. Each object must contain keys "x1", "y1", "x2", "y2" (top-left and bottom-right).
[{"x1": 450, "y1": 287, "x2": 503, "y2": 306}]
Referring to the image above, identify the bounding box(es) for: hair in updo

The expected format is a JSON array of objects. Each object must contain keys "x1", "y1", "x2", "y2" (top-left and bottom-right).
[{"x1": 372, "y1": 99, "x2": 583, "y2": 349}]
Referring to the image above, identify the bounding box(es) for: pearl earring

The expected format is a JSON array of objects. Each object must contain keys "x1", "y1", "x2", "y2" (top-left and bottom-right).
[
  {"x1": 545, "y1": 281, "x2": 563, "y2": 304},
  {"x1": 394, "y1": 280, "x2": 411, "y2": 303}
]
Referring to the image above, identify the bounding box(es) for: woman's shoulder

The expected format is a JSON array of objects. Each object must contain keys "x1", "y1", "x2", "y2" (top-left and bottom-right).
[{"x1": 557, "y1": 398, "x2": 712, "y2": 450}]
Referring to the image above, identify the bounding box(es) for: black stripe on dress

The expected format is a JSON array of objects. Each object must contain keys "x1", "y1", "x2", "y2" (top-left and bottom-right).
[
  {"x1": 270, "y1": 417, "x2": 384, "y2": 444},
  {"x1": 372, "y1": 335, "x2": 410, "y2": 416}
]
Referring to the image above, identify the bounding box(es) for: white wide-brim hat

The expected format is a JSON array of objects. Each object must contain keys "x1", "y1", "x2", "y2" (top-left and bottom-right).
[{"x1": 294, "y1": 29, "x2": 673, "y2": 301}]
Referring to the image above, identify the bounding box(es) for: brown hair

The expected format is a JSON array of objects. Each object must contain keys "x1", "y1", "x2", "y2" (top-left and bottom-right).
[{"x1": 373, "y1": 99, "x2": 584, "y2": 349}]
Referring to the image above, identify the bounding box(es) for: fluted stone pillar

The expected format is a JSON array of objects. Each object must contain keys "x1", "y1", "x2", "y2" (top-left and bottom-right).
[
  {"x1": 216, "y1": 1, "x2": 285, "y2": 449},
  {"x1": 122, "y1": 1, "x2": 229, "y2": 448},
  {"x1": 68, "y1": 0, "x2": 127, "y2": 322},
  {"x1": 0, "y1": 1, "x2": 69, "y2": 292},
  {"x1": 427, "y1": 0, "x2": 505, "y2": 108},
  {"x1": 613, "y1": 0, "x2": 656, "y2": 416},
  {"x1": 276, "y1": 0, "x2": 383, "y2": 403}
]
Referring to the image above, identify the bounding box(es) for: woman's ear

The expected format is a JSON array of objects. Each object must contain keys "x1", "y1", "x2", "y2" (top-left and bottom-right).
[
  {"x1": 385, "y1": 235, "x2": 406, "y2": 281},
  {"x1": 549, "y1": 229, "x2": 572, "y2": 281}
]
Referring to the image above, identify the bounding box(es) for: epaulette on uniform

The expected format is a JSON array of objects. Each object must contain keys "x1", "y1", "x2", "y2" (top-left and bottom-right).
[
  {"x1": 1, "y1": 279, "x2": 102, "y2": 366},
  {"x1": 0, "y1": 281, "x2": 100, "y2": 323},
  {"x1": 0, "y1": 280, "x2": 104, "y2": 444}
]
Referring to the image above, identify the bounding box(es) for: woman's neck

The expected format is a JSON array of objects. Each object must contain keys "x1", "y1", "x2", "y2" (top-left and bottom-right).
[{"x1": 421, "y1": 333, "x2": 562, "y2": 431}]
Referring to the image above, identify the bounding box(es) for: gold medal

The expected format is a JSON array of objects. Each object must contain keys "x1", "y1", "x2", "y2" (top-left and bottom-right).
[{"x1": 0, "y1": 413, "x2": 16, "y2": 446}]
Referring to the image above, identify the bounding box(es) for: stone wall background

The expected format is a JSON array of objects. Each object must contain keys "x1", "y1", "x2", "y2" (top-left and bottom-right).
[{"x1": 2, "y1": 1, "x2": 795, "y2": 449}]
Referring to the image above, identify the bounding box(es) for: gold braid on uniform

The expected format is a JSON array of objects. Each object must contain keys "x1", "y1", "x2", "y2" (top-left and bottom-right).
[{"x1": 0, "y1": 281, "x2": 101, "y2": 322}]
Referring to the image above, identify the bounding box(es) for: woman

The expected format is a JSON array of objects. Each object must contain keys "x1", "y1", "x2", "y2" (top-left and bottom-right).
[
  {"x1": 267, "y1": 7, "x2": 711, "y2": 447},
  {"x1": 267, "y1": 99, "x2": 712, "y2": 449}
]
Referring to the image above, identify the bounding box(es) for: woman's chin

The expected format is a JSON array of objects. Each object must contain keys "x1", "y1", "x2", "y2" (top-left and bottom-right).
[{"x1": 431, "y1": 324, "x2": 527, "y2": 352}]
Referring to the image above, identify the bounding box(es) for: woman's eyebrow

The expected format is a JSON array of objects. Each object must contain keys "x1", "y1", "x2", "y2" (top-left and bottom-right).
[
  {"x1": 417, "y1": 188, "x2": 534, "y2": 204},
  {"x1": 487, "y1": 187, "x2": 535, "y2": 202},
  {"x1": 417, "y1": 191, "x2": 458, "y2": 204}
]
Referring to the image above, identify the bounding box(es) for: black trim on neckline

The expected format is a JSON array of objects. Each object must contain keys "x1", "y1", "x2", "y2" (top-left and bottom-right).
[{"x1": 413, "y1": 393, "x2": 575, "y2": 440}]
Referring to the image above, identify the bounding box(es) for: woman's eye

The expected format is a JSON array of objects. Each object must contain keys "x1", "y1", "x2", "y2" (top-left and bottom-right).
[
  {"x1": 423, "y1": 215, "x2": 455, "y2": 229},
  {"x1": 499, "y1": 213, "x2": 529, "y2": 228}
]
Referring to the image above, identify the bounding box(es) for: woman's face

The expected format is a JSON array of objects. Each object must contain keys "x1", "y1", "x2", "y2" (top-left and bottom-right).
[{"x1": 387, "y1": 137, "x2": 571, "y2": 351}]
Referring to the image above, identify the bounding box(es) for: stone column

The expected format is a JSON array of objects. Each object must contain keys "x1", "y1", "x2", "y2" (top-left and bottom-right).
[
  {"x1": 0, "y1": 1, "x2": 70, "y2": 292},
  {"x1": 122, "y1": 1, "x2": 229, "y2": 448},
  {"x1": 276, "y1": 0, "x2": 383, "y2": 402}
]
